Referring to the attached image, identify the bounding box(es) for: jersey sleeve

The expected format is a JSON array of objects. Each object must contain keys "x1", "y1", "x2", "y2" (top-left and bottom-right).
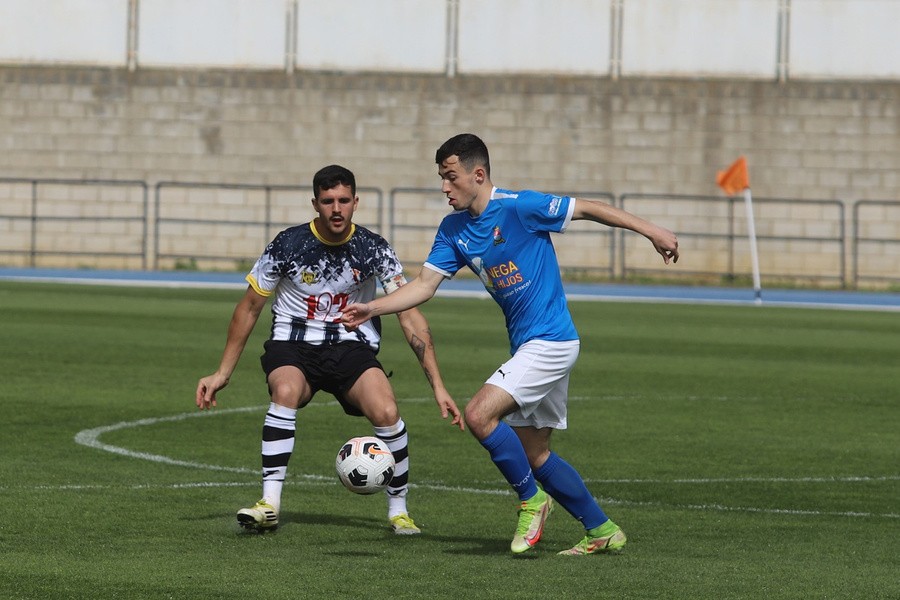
[
  {"x1": 374, "y1": 237, "x2": 409, "y2": 294},
  {"x1": 246, "y1": 234, "x2": 287, "y2": 296},
  {"x1": 423, "y1": 223, "x2": 465, "y2": 278},
  {"x1": 515, "y1": 191, "x2": 574, "y2": 234}
]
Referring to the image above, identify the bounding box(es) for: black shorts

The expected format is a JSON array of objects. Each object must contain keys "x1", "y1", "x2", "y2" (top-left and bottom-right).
[{"x1": 260, "y1": 340, "x2": 384, "y2": 417}]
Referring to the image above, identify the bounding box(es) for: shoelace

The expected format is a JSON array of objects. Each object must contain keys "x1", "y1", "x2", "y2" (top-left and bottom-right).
[{"x1": 515, "y1": 502, "x2": 540, "y2": 535}]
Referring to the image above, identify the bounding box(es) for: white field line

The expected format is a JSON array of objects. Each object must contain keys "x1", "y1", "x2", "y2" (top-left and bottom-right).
[
  {"x1": 584, "y1": 475, "x2": 900, "y2": 484},
  {"x1": 15, "y1": 480, "x2": 900, "y2": 520},
  {"x1": 73, "y1": 406, "x2": 262, "y2": 474},
  {"x1": 66, "y1": 400, "x2": 900, "y2": 520},
  {"x1": 591, "y1": 497, "x2": 900, "y2": 519}
]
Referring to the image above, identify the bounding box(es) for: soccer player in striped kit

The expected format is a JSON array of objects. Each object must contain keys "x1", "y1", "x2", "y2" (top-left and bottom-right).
[{"x1": 197, "y1": 164, "x2": 462, "y2": 534}]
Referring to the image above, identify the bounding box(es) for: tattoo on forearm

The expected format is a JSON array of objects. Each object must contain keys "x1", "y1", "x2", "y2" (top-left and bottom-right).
[
  {"x1": 410, "y1": 334, "x2": 426, "y2": 363},
  {"x1": 411, "y1": 331, "x2": 435, "y2": 388}
]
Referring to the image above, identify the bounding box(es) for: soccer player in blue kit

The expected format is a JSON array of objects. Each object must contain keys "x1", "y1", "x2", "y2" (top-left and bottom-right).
[{"x1": 343, "y1": 133, "x2": 679, "y2": 555}]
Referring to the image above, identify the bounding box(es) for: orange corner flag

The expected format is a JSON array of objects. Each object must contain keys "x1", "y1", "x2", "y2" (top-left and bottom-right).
[{"x1": 716, "y1": 156, "x2": 749, "y2": 195}]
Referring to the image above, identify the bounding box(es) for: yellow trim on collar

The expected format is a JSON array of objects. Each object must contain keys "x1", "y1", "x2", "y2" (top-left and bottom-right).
[{"x1": 310, "y1": 220, "x2": 355, "y2": 246}]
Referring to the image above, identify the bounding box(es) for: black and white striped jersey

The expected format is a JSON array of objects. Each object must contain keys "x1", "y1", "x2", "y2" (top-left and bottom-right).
[{"x1": 246, "y1": 222, "x2": 407, "y2": 350}]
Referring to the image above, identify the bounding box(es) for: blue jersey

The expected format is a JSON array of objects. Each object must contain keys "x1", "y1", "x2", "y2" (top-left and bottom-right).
[{"x1": 424, "y1": 187, "x2": 578, "y2": 354}]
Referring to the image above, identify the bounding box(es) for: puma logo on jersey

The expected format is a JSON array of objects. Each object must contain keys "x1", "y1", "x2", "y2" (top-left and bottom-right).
[{"x1": 457, "y1": 238, "x2": 471, "y2": 252}]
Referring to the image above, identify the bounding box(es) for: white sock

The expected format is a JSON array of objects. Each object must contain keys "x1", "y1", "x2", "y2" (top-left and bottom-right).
[{"x1": 262, "y1": 481, "x2": 284, "y2": 514}]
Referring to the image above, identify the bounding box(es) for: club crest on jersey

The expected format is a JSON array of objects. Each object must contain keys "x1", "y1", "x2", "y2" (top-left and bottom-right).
[
  {"x1": 300, "y1": 270, "x2": 319, "y2": 285},
  {"x1": 492, "y1": 226, "x2": 505, "y2": 245}
]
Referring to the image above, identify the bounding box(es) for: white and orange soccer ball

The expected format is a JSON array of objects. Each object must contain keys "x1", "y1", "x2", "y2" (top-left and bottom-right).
[{"x1": 335, "y1": 436, "x2": 395, "y2": 495}]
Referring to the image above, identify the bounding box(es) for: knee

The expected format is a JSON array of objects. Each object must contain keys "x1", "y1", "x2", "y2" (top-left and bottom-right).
[
  {"x1": 464, "y1": 402, "x2": 495, "y2": 440},
  {"x1": 463, "y1": 402, "x2": 479, "y2": 427},
  {"x1": 366, "y1": 402, "x2": 399, "y2": 428},
  {"x1": 269, "y1": 380, "x2": 301, "y2": 406}
]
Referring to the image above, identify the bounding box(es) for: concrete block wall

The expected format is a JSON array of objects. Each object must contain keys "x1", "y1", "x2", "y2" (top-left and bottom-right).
[{"x1": 1, "y1": 66, "x2": 899, "y2": 285}]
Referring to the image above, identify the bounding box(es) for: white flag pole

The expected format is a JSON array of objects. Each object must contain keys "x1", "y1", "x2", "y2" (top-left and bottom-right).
[{"x1": 742, "y1": 187, "x2": 762, "y2": 304}]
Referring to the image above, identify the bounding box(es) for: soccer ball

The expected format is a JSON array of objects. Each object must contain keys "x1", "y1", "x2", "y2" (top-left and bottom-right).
[{"x1": 335, "y1": 436, "x2": 395, "y2": 495}]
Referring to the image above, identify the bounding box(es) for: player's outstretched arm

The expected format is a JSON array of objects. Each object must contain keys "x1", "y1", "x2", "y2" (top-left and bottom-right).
[
  {"x1": 395, "y1": 307, "x2": 464, "y2": 431},
  {"x1": 196, "y1": 286, "x2": 267, "y2": 409},
  {"x1": 342, "y1": 266, "x2": 444, "y2": 330},
  {"x1": 572, "y1": 198, "x2": 679, "y2": 265}
]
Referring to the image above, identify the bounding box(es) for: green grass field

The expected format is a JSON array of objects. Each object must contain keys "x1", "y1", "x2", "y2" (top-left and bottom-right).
[{"x1": 1, "y1": 281, "x2": 898, "y2": 599}]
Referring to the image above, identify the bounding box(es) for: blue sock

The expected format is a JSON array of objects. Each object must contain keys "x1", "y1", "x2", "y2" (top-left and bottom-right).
[
  {"x1": 534, "y1": 452, "x2": 608, "y2": 530},
  {"x1": 480, "y1": 422, "x2": 538, "y2": 501}
]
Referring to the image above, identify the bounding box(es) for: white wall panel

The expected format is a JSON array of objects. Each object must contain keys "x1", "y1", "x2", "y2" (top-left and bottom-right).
[
  {"x1": 621, "y1": 0, "x2": 779, "y2": 78},
  {"x1": 457, "y1": 0, "x2": 612, "y2": 75},
  {"x1": 791, "y1": 0, "x2": 900, "y2": 79},
  {"x1": 0, "y1": 0, "x2": 127, "y2": 65},
  {"x1": 296, "y1": 0, "x2": 446, "y2": 73},
  {"x1": 138, "y1": 0, "x2": 285, "y2": 68},
  {"x1": 5, "y1": 0, "x2": 900, "y2": 82}
]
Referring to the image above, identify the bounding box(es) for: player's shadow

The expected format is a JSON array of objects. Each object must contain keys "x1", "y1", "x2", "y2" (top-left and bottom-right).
[
  {"x1": 230, "y1": 510, "x2": 376, "y2": 531},
  {"x1": 428, "y1": 532, "x2": 527, "y2": 557},
  {"x1": 268, "y1": 510, "x2": 519, "y2": 557},
  {"x1": 288, "y1": 509, "x2": 385, "y2": 530},
  {"x1": 232, "y1": 510, "x2": 382, "y2": 539}
]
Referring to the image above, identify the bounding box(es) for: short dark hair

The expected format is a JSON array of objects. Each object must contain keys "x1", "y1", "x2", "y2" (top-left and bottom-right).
[
  {"x1": 435, "y1": 133, "x2": 490, "y2": 177},
  {"x1": 313, "y1": 164, "x2": 356, "y2": 198}
]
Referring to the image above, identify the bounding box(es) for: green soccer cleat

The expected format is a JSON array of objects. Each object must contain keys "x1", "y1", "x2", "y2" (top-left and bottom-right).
[
  {"x1": 558, "y1": 526, "x2": 627, "y2": 555},
  {"x1": 390, "y1": 512, "x2": 421, "y2": 535},
  {"x1": 511, "y1": 490, "x2": 553, "y2": 554},
  {"x1": 236, "y1": 499, "x2": 278, "y2": 531}
]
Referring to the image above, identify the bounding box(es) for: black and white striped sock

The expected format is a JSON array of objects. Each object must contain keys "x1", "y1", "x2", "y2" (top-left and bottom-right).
[
  {"x1": 260, "y1": 402, "x2": 297, "y2": 513},
  {"x1": 373, "y1": 418, "x2": 409, "y2": 518}
]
